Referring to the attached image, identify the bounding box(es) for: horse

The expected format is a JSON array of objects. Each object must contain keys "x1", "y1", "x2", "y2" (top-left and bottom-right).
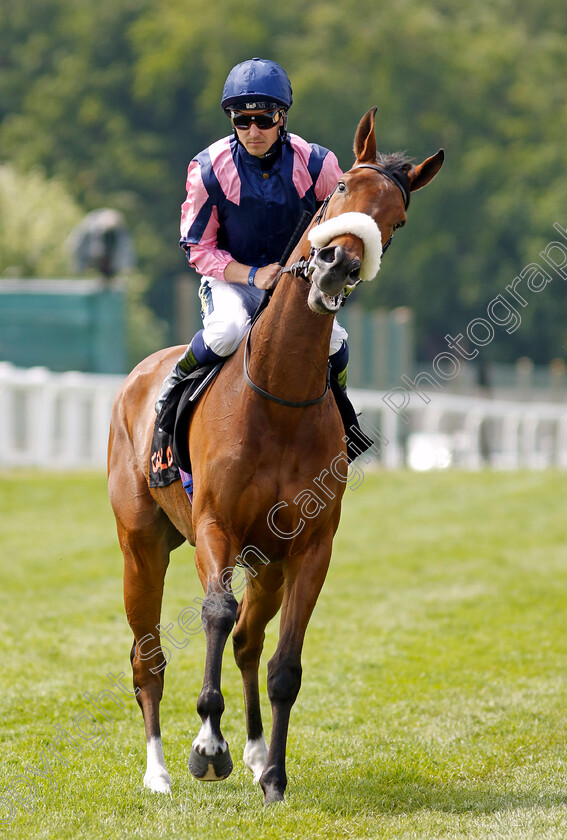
[{"x1": 107, "y1": 107, "x2": 443, "y2": 805}]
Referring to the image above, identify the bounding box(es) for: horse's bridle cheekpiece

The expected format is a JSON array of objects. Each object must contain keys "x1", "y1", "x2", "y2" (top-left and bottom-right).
[
  {"x1": 351, "y1": 164, "x2": 410, "y2": 257},
  {"x1": 311, "y1": 162, "x2": 409, "y2": 260}
]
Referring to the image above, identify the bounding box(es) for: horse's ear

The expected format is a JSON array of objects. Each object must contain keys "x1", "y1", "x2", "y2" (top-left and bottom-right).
[
  {"x1": 408, "y1": 149, "x2": 445, "y2": 192},
  {"x1": 353, "y1": 107, "x2": 378, "y2": 164}
]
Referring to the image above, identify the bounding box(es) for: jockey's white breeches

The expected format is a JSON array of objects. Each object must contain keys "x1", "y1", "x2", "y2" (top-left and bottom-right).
[{"x1": 198, "y1": 276, "x2": 348, "y2": 357}]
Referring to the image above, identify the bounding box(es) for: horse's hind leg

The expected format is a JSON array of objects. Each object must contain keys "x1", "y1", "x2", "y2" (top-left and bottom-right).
[
  {"x1": 232, "y1": 564, "x2": 284, "y2": 783},
  {"x1": 111, "y1": 467, "x2": 182, "y2": 793},
  {"x1": 121, "y1": 520, "x2": 173, "y2": 792}
]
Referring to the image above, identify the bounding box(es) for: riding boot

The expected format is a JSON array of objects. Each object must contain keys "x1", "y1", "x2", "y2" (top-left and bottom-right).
[
  {"x1": 329, "y1": 340, "x2": 350, "y2": 393},
  {"x1": 154, "y1": 340, "x2": 201, "y2": 415},
  {"x1": 329, "y1": 341, "x2": 374, "y2": 462}
]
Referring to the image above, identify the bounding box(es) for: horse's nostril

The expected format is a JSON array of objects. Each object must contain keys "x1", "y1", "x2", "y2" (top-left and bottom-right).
[
  {"x1": 317, "y1": 245, "x2": 337, "y2": 265},
  {"x1": 316, "y1": 245, "x2": 347, "y2": 267},
  {"x1": 349, "y1": 262, "x2": 361, "y2": 281},
  {"x1": 332, "y1": 245, "x2": 345, "y2": 265}
]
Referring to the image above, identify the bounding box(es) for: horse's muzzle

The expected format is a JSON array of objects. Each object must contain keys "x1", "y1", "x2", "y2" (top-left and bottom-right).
[{"x1": 308, "y1": 245, "x2": 361, "y2": 313}]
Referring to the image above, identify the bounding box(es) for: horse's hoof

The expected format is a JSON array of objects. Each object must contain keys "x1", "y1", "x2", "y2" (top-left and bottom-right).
[
  {"x1": 263, "y1": 784, "x2": 285, "y2": 806},
  {"x1": 188, "y1": 746, "x2": 233, "y2": 781},
  {"x1": 143, "y1": 770, "x2": 172, "y2": 794}
]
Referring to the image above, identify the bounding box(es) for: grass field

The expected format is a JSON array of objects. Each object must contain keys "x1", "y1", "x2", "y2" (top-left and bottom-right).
[{"x1": 1, "y1": 469, "x2": 566, "y2": 839}]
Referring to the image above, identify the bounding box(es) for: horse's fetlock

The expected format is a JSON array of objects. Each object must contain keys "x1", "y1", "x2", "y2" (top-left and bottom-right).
[{"x1": 197, "y1": 687, "x2": 224, "y2": 719}]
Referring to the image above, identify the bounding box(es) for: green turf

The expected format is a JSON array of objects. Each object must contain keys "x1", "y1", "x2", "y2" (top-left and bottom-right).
[{"x1": 1, "y1": 469, "x2": 566, "y2": 839}]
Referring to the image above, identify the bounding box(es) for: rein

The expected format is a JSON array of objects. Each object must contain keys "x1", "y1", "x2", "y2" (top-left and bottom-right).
[{"x1": 243, "y1": 324, "x2": 331, "y2": 408}]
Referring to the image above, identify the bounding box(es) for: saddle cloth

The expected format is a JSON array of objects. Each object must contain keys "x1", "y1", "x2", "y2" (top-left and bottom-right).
[{"x1": 148, "y1": 363, "x2": 223, "y2": 490}]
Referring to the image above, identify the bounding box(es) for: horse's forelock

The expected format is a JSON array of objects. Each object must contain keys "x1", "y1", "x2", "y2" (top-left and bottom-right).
[{"x1": 375, "y1": 151, "x2": 414, "y2": 195}]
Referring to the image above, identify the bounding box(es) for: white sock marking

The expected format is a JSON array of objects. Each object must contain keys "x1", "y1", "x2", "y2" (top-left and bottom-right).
[
  {"x1": 243, "y1": 735, "x2": 269, "y2": 783},
  {"x1": 192, "y1": 718, "x2": 227, "y2": 756},
  {"x1": 143, "y1": 735, "x2": 171, "y2": 794}
]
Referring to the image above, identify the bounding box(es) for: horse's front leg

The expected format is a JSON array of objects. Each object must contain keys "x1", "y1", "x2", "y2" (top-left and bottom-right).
[
  {"x1": 189, "y1": 521, "x2": 238, "y2": 781},
  {"x1": 260, "y1": 540, "x2": 332, "y2": 804},
  {"x1": 232, "y1": 563, "x2": 284, "y2": 782}
]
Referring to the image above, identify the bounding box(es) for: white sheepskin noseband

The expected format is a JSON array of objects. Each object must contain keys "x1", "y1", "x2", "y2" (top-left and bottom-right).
[{"x1": 308, "y1": 212, "x2": 382, "y2": 281}]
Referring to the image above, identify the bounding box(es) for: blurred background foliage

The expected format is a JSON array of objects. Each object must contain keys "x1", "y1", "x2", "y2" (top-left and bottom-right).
[{"x1": 1, "y1": 0, "x2": 566, "y2": 364}]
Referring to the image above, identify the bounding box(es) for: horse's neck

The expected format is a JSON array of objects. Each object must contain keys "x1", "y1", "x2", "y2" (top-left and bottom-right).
[{"x1": 247, "y1": 271, "x2": 334, "y2": 405}]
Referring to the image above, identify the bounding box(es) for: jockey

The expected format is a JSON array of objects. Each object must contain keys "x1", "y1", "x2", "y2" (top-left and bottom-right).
[{"x1": 155, "y1": 57, "x2": 350, "y2": 413}]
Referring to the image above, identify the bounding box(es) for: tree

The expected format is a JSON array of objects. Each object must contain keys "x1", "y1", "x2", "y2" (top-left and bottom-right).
[
  {"x1": 1, "y1": 0, "x2": 566, "y2": 362},
  {"x1": 0, "y1": 163, "x2": 81, "y2": 277}
]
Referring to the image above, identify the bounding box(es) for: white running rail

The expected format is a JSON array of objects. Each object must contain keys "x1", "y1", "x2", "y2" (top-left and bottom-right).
[
  {"x1": 350, "y1": 387, "x2": 567, "y2": 470},
  {"x1": 0, "y1": 363, "x2": 566, "y2": 470},
  {"x1": 0, "y1": 363, "x2": 123, "y2": 469}
]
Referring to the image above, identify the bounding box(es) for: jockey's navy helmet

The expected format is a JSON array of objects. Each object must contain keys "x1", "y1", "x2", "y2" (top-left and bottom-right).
[{"x1": 221, "y1": 58, "x2": 293, "y2": 112}]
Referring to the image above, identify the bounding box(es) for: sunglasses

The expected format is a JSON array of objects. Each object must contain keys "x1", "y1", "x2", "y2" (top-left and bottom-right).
[{"x1": 230, "y1": 109, "x2": 282, "y2": 130}]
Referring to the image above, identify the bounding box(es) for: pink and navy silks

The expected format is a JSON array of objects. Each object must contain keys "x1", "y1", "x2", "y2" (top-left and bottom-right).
[
  {"x1": 180, "y1": 134, "x2": 343, "y2": 279},
  {"x1": 178, "y1": 468, "x2": 193, "y2": 503}
]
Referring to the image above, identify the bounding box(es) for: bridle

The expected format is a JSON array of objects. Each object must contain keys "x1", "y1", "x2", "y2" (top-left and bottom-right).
[
  {"x1": 283, "y1": 162, "x2": 409, "y2": 284},
  {"x1": 243, "y1": 162, "x2": 410, "y2": 408},
  {"x1": 322, "y1": 163, "x2": 410, "y2": 255},
  {"x1": 353, "y1": 163, "x2": 410, "y2": 210}
]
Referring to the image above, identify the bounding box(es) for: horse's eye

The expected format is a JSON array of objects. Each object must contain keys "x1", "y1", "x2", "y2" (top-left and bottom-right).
[
  {"x1": 393, "y1": 220, "x2": 406, "y2": 231},
  {"x1": 337, "y1": 181, "x2": 347, "y2": 193}
]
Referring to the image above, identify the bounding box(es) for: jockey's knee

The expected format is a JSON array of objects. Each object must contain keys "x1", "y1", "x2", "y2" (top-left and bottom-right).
[
  {"x1": 203, "y1": 320, "x2": 248, "y2": 357},
  {"x1": 329, "y1": 320, "x2": 348, "y2": 356}
]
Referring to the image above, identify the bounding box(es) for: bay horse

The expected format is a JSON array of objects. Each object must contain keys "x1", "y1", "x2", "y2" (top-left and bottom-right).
[{"x1": 107, "y1": 108, "x2": 443, "y2": 805}]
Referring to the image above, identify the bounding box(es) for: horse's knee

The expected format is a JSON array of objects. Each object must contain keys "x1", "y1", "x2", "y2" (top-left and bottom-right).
[
  {"x1": 233, "y1": 625, "x2": 264, "y2": 672},
  {"x1": 233, "y1": 641, "x2": 262, "y2": 674},
  {"x1": 267, "y1": 658, "x2": 302, "y2": 707},
  {"x1": 130, "y1": 636, "x2": 167, "y2": 690},
  {"x1": 130, "y1": 641, "x2": 165, "y2": 717}
]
